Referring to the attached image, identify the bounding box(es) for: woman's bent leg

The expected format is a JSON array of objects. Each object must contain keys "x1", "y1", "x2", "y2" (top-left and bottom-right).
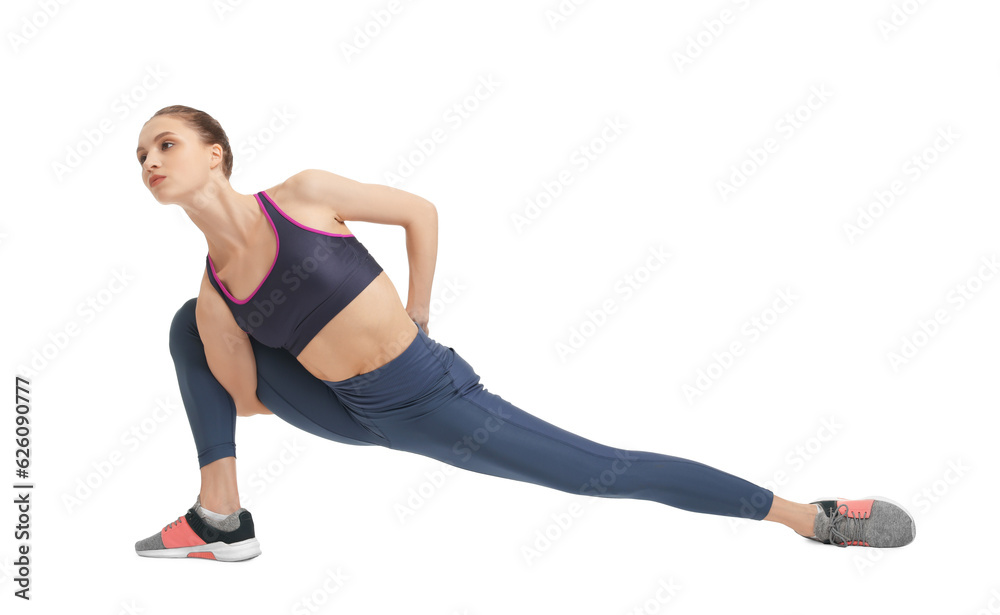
[
  {"x1": 168, "y1": 297, "x2": 387, "y2": 472},
  {"x1": 169, "y1": 298, "x2": 237, "y2": 469}
]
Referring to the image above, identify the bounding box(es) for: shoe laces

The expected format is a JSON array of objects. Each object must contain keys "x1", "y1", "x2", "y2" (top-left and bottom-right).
[
  {"x1": 163, "y1": 515, "x2": 185, "y2": 533},
  {"x1": 829, "y1": 503, "x2": 871, "y2": 547}
]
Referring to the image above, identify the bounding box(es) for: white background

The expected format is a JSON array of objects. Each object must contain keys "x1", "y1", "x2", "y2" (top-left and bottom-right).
[{"x1": 3, "y1": 0, "x2": 997, "y2": 612}]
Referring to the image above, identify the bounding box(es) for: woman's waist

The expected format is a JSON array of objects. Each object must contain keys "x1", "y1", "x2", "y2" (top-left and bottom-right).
[
  {"x1": 297, "y1": 320, "x2": 419, "y2": 381},
  {"x1": 320, "y1": 324, "x2": 454, "y2": 402},
  {"x1": 294, "y1": 273, "x2": 420, "y2": 381}
]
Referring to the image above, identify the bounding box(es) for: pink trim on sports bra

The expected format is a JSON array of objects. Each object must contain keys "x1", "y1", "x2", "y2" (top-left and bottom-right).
[
  {"x1": 259, "y1": 189, "x2": 354, "y2": 237},
  {"x1": 207, "y1": 193, "x2": 280, "y2": 305}
]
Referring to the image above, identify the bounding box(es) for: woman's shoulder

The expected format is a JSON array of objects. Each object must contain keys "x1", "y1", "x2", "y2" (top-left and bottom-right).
[
  {"x1": 259, "y1": 174, "x2": 296, "y2": 203},
  {"x1": 259, "y1": 171, "x2": 355, "y2": 232},
  {"x1": 259, "y1": 170, "x2": 329, "y2": 204},
  {"x1": 268, "y1": 169, "x2": 359, "y2": 205}
]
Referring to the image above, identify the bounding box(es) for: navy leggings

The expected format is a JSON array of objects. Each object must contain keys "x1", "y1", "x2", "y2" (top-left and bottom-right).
[{"x1": 169, "y1": 297, "x2": 774, "y2": 520}]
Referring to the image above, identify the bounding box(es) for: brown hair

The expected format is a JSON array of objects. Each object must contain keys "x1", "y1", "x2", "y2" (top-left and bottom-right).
[{"x1": 148, "y1": 105, "x2": 234, "y2": 180}]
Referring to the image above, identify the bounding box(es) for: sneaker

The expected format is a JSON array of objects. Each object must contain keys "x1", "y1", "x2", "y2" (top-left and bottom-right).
[
  {"x1": 806, "y1": 496, "x2": 916, "y2": 548},
  {"x1": 135, "y1": 496, "x2": 261, "y2": 561}
]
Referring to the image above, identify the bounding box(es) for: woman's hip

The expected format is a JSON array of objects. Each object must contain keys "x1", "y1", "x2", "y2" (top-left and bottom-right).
[{"x1": 320, "y1": 324, "x2": 481, "y2": 416}]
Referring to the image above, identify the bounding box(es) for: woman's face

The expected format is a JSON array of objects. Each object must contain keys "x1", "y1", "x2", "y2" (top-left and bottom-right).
[{"x1": 136, "y1": 116, "x2": 219, "y2": 203}]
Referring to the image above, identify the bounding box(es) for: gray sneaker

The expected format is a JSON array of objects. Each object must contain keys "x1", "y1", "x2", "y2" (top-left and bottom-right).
[
  {"x1": 134, "y1": 495, "x2": 260, "y2": 561},
  {"x1": 806, "y1": 496, "x2": 916, "y2": 548}
]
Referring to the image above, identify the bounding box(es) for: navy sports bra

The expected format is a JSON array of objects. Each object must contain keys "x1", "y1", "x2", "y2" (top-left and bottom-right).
[{"x1": 205, "y1": 190, "x2": 383, "y2": 357}]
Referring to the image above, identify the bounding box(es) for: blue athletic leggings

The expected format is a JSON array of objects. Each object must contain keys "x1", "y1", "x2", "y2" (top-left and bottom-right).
[{"x1": 169, "y1": 298, "x2": 774, "y2": 520}]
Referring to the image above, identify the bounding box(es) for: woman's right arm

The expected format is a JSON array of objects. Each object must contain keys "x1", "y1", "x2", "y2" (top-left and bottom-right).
[{"x1": 196, "y1": 270, "x2": 271, "y2": 417}]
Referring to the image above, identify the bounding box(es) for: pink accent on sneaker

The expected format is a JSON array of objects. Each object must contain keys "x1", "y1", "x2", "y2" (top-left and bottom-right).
[
  {"x1": 188, "y1": 551, "x2": 217, "y2": 559},
  {"x1": 834, "y1": 499, "x2": 874, "y2": 546},
  {"x1": 837, "y1": 499, "x2": 875, "y2": 519},
  {"x1": 161, "y1": 516, "x2": 207, "y2": 549}
]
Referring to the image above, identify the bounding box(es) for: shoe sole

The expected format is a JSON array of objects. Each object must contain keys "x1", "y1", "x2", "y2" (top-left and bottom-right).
[
  {"x1": 136, "y1": 537, "x2": 261, "y2": 562},
  {"x1": 812, "y1": 495, "x2": 916, "y2": 547}
]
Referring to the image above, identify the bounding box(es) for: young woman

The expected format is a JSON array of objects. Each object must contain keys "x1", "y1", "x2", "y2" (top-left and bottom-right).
[{"x1": 133, "y1": 105, "x2": 915, "y2": 562}]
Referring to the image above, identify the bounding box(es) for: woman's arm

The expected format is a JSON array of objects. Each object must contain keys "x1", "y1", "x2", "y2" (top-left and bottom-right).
[
  {"x1": 290, "y1": 169, "x2": 438, "y2": 331},
  {"x1": 196, "y1": 271, "x2": 271, "y2": 417},
  {"x1": 403, "y1": 204, "x2": 437, "y2": 331},
  {"x1": 238, "y1": 402, "x2": 273, "y2": 417}
]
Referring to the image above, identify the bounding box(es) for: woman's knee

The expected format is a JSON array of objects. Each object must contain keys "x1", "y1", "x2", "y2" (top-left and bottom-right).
[{"x1": 168, "y1": 297, "x2": 200, "y2": 358}]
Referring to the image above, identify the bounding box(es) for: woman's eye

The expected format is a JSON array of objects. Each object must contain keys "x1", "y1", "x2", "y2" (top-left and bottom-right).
[{"x1": 139, "y1": 141, "x2": 173, "y2": 164}]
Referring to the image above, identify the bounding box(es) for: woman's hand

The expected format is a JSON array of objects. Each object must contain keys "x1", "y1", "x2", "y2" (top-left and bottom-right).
[
  {"x1": 407, "y1": 306, "x2": 430, "y2": 335},
  {"x1": 235, "y1": 398, "x2": 273, "y2": 417}
]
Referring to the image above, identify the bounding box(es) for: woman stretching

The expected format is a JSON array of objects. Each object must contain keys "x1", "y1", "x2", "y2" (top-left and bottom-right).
[{"x1": 133, "y1": 105, "x2": 915, "y2": 562}]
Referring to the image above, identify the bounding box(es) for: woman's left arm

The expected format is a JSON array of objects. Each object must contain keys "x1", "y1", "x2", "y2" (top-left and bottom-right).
[
  {"x1": 290, "y1": 169, "x2": 438, "y2": 333},
  {"x1": 403, "y1": 204, "x2": 437, "y2": 333}
]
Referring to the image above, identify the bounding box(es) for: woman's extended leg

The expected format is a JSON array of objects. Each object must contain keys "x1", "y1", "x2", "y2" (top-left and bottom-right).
[
  {"x1": 168, "y1": 297, "x2": 386, "y2": 514},
  {"x1": 324, "y1": 328, "x2": 778, "y2": 522}
]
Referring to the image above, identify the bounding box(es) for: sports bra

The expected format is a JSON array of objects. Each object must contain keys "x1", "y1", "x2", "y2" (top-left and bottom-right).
[{"x1": 205, "y1": 189, "x2": 384, "y2": 357}]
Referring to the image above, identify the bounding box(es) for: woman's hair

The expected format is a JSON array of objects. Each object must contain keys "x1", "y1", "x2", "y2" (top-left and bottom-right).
[{"x1": 149, "y1": 105, "x2": 233, "y2": 179}]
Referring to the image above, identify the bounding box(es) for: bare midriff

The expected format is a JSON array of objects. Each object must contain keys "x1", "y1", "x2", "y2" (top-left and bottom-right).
[
  {"x1": 294, "y1": 270, "x2": 419, "y2": 382},
  {"x1": 211, "y1": 181, "x2": 419, "y2": 383}
]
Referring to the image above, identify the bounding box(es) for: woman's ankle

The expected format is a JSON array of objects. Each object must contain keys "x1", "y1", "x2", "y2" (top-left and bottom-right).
[
  {"x1": 198, "y1": 457, "x2": 240, "y2": 514},
  {"x1": 199, "y1": 492, "x2": 241, "y2": 515},
  {"x1": 791, "y1": 503, "x2": 819, "y2": 537},
  {"x1": 763, "y1": 495, "x2": 818, "y2": 537}
]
